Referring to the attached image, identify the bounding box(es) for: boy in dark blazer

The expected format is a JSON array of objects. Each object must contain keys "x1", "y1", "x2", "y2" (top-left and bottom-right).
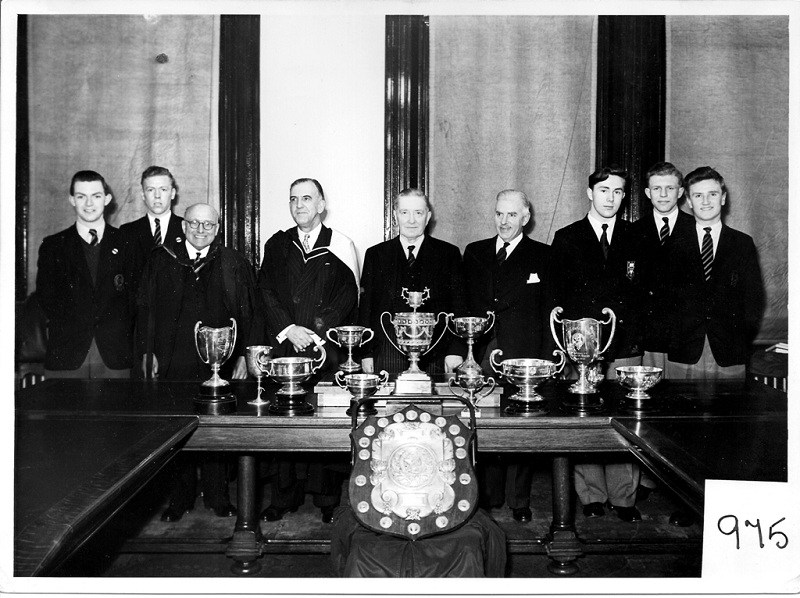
[
  {"x1": 359, "y1": 188, "x2": 466, "y2": 375},
  {"x1": 551, "y1": 167, "x2": 644, "y2": 523},
  {"x1": 662, "y1": 166, "x2": 764, "y2": 378},
  {"x1": 463, "y1": 189, "x2": 555, "y2": 522},
  {"x1": 36, "y1": 170, "x2": 138, "y2": 378}
]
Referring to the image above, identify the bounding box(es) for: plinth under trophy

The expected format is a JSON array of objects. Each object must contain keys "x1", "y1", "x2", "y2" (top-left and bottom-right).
[{"x1": 194, "y1": 318, "x2": 238, "y2": 415}]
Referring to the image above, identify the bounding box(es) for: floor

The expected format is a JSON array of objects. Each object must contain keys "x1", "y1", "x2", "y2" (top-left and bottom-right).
[{"x1": 56, "y1": 456, "x2": 703, "y2": 579}]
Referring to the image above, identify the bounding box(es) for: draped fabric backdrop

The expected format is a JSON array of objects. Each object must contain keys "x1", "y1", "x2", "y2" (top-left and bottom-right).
[
  {"x1": 429, "y1": 16, "x2": 596, "y2": 250},
  {"x1": 668, "y1": 16, "x2": 789, "y2": 343},
  {"x1": 27, "y1": 15, "x2": 219, "y2": 291}
]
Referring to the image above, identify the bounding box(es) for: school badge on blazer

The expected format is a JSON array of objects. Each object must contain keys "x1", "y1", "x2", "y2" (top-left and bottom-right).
[
  {"x1": 626, "y1": 260, "x2": 636, "y2": 281},
  {"x1": 348, "y1": 403, "x2": 478, "y2": 540}
]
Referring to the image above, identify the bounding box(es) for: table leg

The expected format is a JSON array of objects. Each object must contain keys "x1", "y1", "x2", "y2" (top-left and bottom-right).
[
  {"x1": 546, "y1": 455, "x2": 582, "y2": 574},
  {"x1": 226, "y1": 453, "x2": 263, "y2": 574}
]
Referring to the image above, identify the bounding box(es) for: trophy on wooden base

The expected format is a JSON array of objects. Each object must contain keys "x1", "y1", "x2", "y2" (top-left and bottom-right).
[
  {"x1": 380, "y1": 287, "x2": 450, "y2": 395},
  {"x1": 194, "y1": 318, "x2": 237, "y2": 415},
  {"x1": 335, "y1": 370, "x2": 389, "y2": 416},
  {"x1": 262, "y1": 343, "x2": 327, "y2": 415}
]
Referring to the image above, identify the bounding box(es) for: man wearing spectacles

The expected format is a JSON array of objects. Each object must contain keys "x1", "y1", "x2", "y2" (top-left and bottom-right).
[{"x1": 137, "y1": 202, "x2": 260, "y2": 522}]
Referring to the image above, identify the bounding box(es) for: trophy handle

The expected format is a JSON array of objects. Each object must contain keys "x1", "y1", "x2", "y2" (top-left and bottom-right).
[
  {"x1": 552, "y1": 349, "x2": 567, "y2": 375},
  {"x1": 326, "y1": 328, "x2": 341, "y2": 347},
  {"x1": 194, "y1": 321, "x2": 210, "y2": 364},
  {"x1": 377, "y1": 370, "x2": 389, "y2": 388},
  {"x1": 310, "y1": 341, "x2": 327, "y2": 373},
  {"x1": 420, "y1": 287, "x2": 430, "y2": 304},
  {"x1": 379, "y1": 312, "x2": 403, "y2": 355},
  {"x1": 400, "y1": 287, "x2": 410, "y2": 302},
  {"x1": 256, "y1": 347, "x2": 273, "y2": 369},
  {"x1": 549, "y1": 307, "x2": 568, "y2": 354},
  {"x1": 489, "y1": 349, "x2": 504, "y2": 374},
  {"x1": 484, "y1": 311, "x2": 496, "y2": 334},
  {"x1": 598, "y1": 308, "x2": 617, "y2": 357},
  {"x1": 422, "y1": 312, "x2": 453, "y2": 356},
  {"x1": 334, "y1": 370, "x2": 347, "y2": 389},
  {"x1": 477, "y1": 376, "x2": 497, "y2": 399},
  {"x1": 228, "y1": 318, "x2": 237, "y2": 360},
  {"x1": 445, "y1": 313, "x2": 457, "y2": 336},
  {"x1": 360, "y1": 328, "x2": 374, "y2": 346},
  {"x1": 447, "y1": 376, "x2": 467, "y2": 399}
]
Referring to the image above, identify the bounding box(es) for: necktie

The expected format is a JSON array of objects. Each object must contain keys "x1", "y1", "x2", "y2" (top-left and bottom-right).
[
  {"x1": 701, "y1": 227, "x2": 713, "y2": 281},
  {"x1": 496, "y1": 241, "x2": 510, "y2": 265},
  {"x1": 89, "y1": 229, "x2": 99, "y2": 246},
  {"x1": 303, "y1": 233, "x2": 311, "y2": 253},
  {"x1": 154, "y1": 218, "x2": 162, "y2": 245},
  {"x1": 600, "y1": 224, "x2": 609, "y2": 260},
  {"x1": 659, "y1": 217, "x2": 669, "y2": 245},
  {"x1": 407, "y1": 245, "x2": 416, "y2": 268}
]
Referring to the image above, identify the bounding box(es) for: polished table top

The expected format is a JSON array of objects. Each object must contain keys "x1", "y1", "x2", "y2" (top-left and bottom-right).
[{"x1": 14, "y1": 413, "x2": 198, "y2": 576}]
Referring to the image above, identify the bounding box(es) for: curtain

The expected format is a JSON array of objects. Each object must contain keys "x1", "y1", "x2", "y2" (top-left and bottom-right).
[
  {"x1": 429, "y1": 16, "x2": 596, "y2": 250},
  {"x1": 27, "y1": 14, "x2": 219, "y2": 291},
  {"x1": 668, "y1": 16, "x2": 789, "y2": 343}
]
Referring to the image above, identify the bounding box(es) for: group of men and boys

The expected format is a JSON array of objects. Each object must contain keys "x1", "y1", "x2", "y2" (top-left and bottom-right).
[{"x1": 35, "y1": 161, "x2": 764, "y2": 526}]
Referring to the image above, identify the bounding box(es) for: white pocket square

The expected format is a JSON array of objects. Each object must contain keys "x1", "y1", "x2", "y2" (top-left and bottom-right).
[{"x1": 527, "y1": 273, "x2": 540, "y2": 284}]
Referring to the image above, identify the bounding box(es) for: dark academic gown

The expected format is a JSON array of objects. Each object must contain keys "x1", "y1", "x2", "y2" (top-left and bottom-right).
[
  {"x1": 136, "y1": 237, "x2": 259, "y2": 511},
  {"x1": 36, "y1": 224, "x2": 139, "y2": 371},
  {"x1": 660, "y1": 224, "x2": 764, "y2": 366},
  {"x1": 628, "y1": 209, "x2": 695, "y2": 354},
  {"x1": 550, "y1": 216, "x2": 644, "y2": 361},
  {"x1": 358, "y1": 236, "x2": 467, "y2": 373}
]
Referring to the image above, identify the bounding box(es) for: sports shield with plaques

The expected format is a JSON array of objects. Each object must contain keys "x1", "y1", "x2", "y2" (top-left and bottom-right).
[{"x1": 348, "y1": 404, "x2": 478, "y2": 541}]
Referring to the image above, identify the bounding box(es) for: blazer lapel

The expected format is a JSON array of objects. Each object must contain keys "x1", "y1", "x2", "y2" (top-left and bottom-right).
[{"x1": 67, "y1": 226, "x2": 93, "y2": 289}]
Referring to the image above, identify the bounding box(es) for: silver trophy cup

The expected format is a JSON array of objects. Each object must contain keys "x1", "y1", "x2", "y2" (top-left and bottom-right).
[
  {"x1": 616, "y1": 366, "x2": 663, "y2": 412},
  {"x1": 380, "y1": 288, "x2": 451, "y2": 394},
  {"x1": 194, "y1": 318, "x2": 237, "y2": 414},
  {"x1": 245, "y1": 345, "x2": 273, "y2": 405},
  {"x1": 550, "y1": 307, "x2": 616, "y2": 395},
  {"x1": 446, "y1": 311, "x2": 495, "y2": 377},
  {"x1": 327, "y1": 325, "x2": 374, "y2": 373},
  {"x1": 263, "y1": 343, "x2": 327, "y2": 415},
  {"x1": 335, "y1": 370, "x2": 389, "y2": 415},
  {"x1": 448, "y1": 370, "x2": 496, "y2": 417},
  {"x1": 490, "y1": 349, "x2": 566, "y2": 416}
]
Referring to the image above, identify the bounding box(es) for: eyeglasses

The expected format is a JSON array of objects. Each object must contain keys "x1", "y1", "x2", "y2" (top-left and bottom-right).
[{"x1": 187, "y1": 220, "x2": 218, "y2": 231}]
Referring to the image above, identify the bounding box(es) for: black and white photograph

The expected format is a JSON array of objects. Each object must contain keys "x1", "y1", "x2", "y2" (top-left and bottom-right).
[{"x1": 1, "y1": 0, "x2": 797, "y2": 595}]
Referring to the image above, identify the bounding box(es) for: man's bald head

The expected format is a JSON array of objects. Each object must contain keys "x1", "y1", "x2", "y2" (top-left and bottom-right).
[{"x1": 182, "y1": 203, "x2": 220, "y2": 251}]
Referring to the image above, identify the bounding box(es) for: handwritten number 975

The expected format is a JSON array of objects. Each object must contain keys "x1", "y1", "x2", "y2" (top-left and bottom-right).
[{"x1": 717, "y1": 515, "x2": 788, "y2": 549}]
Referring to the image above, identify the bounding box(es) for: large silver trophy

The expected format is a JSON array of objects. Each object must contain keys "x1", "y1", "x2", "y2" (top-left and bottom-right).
[
  {"x1": 335, "y1": 370, "x2": 389, "y2": 416},
  {"x1": 262, "y1": 343, "x2": 327, "y2": 415},
  {"x1": 446, "y1": 311, "x2": 496, "y2": 416},
  {"x1": 550, "y1": 306, "x2": 616, "y2": 395},
  {"x1": 194, "y1": 318, "x2": 237, "y2": 414},
  {"x1": 245, "y1": 345, "x2": 273, "y2": 406},
  {"x1": 490, "y1": 348, "x2": 566, "y2": 416},
  {"x1": 326, "y1": 325, "x2": 374, "y2": 373},
  {"x1": 380, "y1": 288, "x2": 451, "y2": 394}
]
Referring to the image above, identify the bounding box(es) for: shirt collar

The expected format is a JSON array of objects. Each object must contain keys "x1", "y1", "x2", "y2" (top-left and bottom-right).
[
  {"x1": 496, "y1": 233, "x2": 524, "y2": 257},
  {"x1": 399, "y1": 234, "x2": 425, "y2": 257},
  {"x1": 652, "y1": 209, "x2": 678, "y2": 234},
  {"x1": 187, "y1": 243, "x2": 211, "y2": 260},
  {"x1": 76, "y1": 219, "x2": 106, "y2": 243},
  {"x1": 148, "y1": 212, "x2": 171, "y2": 233},
  {"x1": 587, "y1": 212, "x2": 616, "y2": 242},
  {"x1": 297, "y1": 223, "x2": 323, "y2": 250}
]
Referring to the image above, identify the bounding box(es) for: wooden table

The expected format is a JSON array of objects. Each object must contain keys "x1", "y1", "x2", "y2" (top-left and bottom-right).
[
  {"x1": 14, "y1": 412, "x2": 197, "y2": 576},
  {"x1": 15, "y1": 377, "x2": 787, "y2": 575}
]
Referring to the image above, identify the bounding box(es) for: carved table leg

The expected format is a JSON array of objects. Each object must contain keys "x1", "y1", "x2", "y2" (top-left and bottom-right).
[
  {"x1": 226, "y1": 453, "x2": 263, "y2": 574},
  {"x1": 546, "y1": 455, "x2": 582, "y2": 574}
]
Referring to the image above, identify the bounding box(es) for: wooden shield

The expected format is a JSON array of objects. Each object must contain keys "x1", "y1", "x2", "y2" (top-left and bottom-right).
[{"x1": 348, "y1": 404, "x2": 478, "y2": 541}]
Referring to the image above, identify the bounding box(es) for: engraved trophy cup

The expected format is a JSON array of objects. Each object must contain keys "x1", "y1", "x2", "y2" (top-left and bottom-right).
[
  {"x1": 616, "y1": 365, "x2": 663, "y2": 412},
  {"x1": 194, "y1": 318, "x2": 237, "y2": 414},
  {"x1": 335, "y1": 370, "x2": 389, "y2": 416},
  {"x1": 263, "y1": 343, "x2": 327, "y2": 415},
  {"x1": 326, "y1": 326, "x2": 374, "y2": 373},
  {"x1": 245, "y1": 345, "x2": 273, "y2": 406},
  {"x1": 550, "y1": 306, "x2": 616, "y2": 395},
  {"x1": 490, "y1": 348, "x2": 566, "y2": 416},
  {"x1": 380, "y1": 288, "x2": 451, "y2": 395}
]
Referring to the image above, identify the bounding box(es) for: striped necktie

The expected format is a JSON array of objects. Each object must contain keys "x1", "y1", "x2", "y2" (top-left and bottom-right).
[
  {"x1": 701, "y1": 227, "x2": 713, "y2": 281},
  {"x1": 407, "y1": 245, "x2": 416, "y2": 268},
  {"x1": 154, "y1": 218, "x2": 162, "y2": 245},
  {"x1": 89, "y1": 229, "x2": 99, "y2": 246},
  {"x1": 659, "y1": 217, "x2": 669, "y2": 245}
]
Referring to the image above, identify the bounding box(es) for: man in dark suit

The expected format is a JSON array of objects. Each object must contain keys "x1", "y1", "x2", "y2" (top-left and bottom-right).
[
  {"x1": 463, "y1": 189, "x2": 555, "y2": 522},
  {"x1": 36, "y1": 170, "x2": 138, "y2": 378},
  {"x1": 629, "y1": 162, "x2": 696, "y2": 370},
  {"x1": 120, "y1": 165, "x2": 185, "y2": 280},
  {"x1": 662, "y1": 166, "x2": 764, "y2": 379},
  {"x1": 258, "y1": 178, "x2": 359, "y2": 523},
  {"x1": 138, "y1": 202, "x2": 258, "y2": 521},
  {"x1": 551, "y1": 166, "x2": 644, "y2": 523},
  {"x1": 359, "y1": 188, "x2": 466, "y2": 375}
]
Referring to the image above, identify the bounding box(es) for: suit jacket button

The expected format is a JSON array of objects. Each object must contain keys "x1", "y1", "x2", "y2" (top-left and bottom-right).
[{"x1": 293, "y1": 296, "x2": 301, "y2": 304}]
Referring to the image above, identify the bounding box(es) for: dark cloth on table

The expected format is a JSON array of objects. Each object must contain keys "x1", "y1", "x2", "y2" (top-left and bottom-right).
[
  {"x1": 331, "y1": 507, "x2": 506, "y2": 577},
  {"x1": 36, "y1": 224, "x2": 139, "y2": 371}
]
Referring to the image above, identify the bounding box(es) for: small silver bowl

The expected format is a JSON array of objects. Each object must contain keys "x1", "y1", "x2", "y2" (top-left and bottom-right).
[{"x1": 615, "y1": 366, "x2": 663, "y2": 400}]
